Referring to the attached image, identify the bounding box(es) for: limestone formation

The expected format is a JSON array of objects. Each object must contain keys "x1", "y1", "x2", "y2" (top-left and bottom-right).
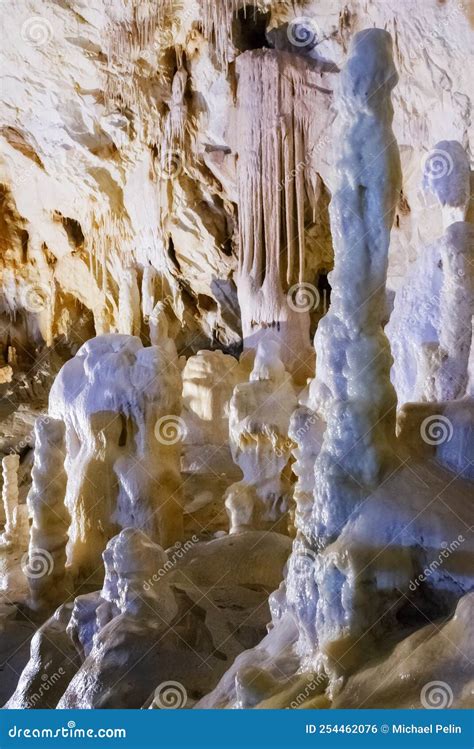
[
  {"x1": 182, "y1": 349, "x2": 245, "y2": 448},
  {"x1": 0, "y1": 0, "x2": 473, "y2": 718},
  {"x1": 387, "y1": 141, "x2": 473, "y2": 405},
  {"x1": 26, "y1": 417, "x2": 69, "y2": 610},
  {"x1": 48, "y1": 334, "x2": 184, "y2": 580},
  {"x1": 0, "y1": 454, "x2": 19, "y2": 545},
  {"x1": 225, "y1": 340, "x2": 297, "y2": 533}
]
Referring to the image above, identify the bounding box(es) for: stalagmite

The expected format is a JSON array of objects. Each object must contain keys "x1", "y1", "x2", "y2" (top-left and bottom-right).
[
  {"x1": 1, "y1": 0, "x2": 474, "y2": 717},
  {"x1": 0, "y1": 454, "x2": 20, "y2": 545},
  {"x1": 286, "y1": 28, "x2": 402, "y2": 665},
  {"x1": 387, "y1": 141, "x2": 472, "y2": 404},
  {"x1": 182, "y1": 350, "x2": 246, "y2": 448},
  {"x1": 435, "y1": 223, "x2": 473, "y2": 400},
  {"x1": 225, "y1": 340, "x2": 297, "y2": 533},
  {"x1": 118, "y1": 268, "x2": 141, "y2": 336},
  {"x1": 26, "y1": 417, "x2": 70, "y2": 611},
  {"x1": 48, "y1": 334, "x2": 184, "y2": 580},
  {"x1": 235, "y1": 50, "x2": 328, "y2": 383}
]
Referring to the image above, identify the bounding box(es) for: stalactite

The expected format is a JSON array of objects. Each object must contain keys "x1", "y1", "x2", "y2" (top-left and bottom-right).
[
  {"x1": 200, "y1": 0, "x2": 243, "y2": 69},
  {"x1": 104, "y1": 0, "x2": 174, "y2": 116}
]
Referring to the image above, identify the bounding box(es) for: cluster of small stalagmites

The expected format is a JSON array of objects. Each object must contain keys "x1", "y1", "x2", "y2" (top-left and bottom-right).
[{"x1": 6, "y1": 527, "x2": 178, "y2": 709}]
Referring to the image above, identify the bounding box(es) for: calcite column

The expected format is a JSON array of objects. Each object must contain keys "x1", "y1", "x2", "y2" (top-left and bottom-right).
[
  {"x1": 26, "y1": 417, "x2": 70, "y2": 610},
  {"x1": 0, "y1": 454, "x2": 19, "y2": 541},
  {"x1": 286, "y1": 29, "x2": 401, "y2": 665}
]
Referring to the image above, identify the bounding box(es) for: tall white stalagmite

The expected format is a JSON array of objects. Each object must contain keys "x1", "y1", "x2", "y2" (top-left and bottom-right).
[
  {"x1": 0, "y1": 454, "x2": 19, "y2": 542},
  {"x1": 27, "y1": 417, "x2": 70, "y2": 610},
  {"x1": 435, "y1": 222, "x2": 473, "y2": 401},
  {"x1": 235, "y1": 50, "x2": 326, "y2": 383},
  {"x1": 286, "y1": 29, "x2": 402, "y2": 666},
  {"x1": 387, "y1": 140, "x2": 472, "y2": 404}
]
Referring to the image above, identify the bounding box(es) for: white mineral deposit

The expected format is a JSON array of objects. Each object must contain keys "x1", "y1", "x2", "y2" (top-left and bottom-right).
[{"x1": 0, "y1": 0, "x2": 472, "y2": 717}]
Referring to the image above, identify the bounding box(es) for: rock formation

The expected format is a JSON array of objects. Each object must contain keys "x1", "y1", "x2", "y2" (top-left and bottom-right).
[
  {"x1": 26, "y1": 416, "x2": 69, "y2": 610},
  {"x1": 0, "y1": 454, "x2": 20, "y2": 545},
  {"x1": 225, "y1": 340, "x2": 297, "y2": 534},
  {"x1": 387, "y1": 141, "x2": 473, "y2": 404},
  {"x1": 48, "y1": 334, "x2": 184, "y2": 580},
  {"x1": 0, "y1": 0, "x2": 473, "y2": 717}
]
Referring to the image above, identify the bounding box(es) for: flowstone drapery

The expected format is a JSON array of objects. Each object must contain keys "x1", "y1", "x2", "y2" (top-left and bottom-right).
[{"x1": 235, "y1": 50, "x2": 331, "y2": 383}]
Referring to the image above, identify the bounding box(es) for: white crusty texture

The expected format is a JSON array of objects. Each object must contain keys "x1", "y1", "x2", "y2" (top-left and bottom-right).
[
  {"x1": 284, "y1": 28, "x2": 401, "y2": 672},
  {"x1": 387, "y1": 141, "x2": 472, "y2": 405},
  {"x1": 48, "y1": 334, "x2": 183, "y2": 579}
]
